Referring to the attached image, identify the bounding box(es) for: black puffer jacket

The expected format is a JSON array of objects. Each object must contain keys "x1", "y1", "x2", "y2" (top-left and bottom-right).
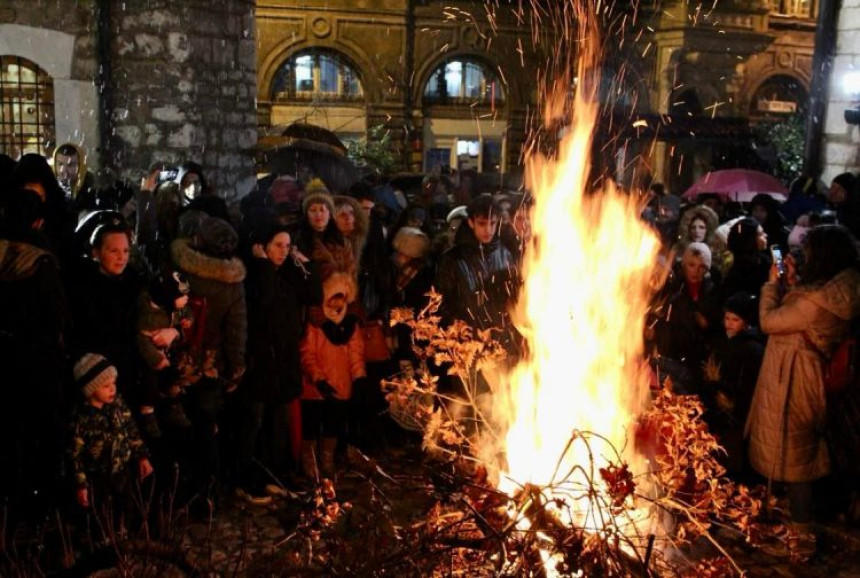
[
  {"x1": 171, "y1": 238, "x2": 247, "y2": 380},
  {"x1": 435, "y1": 224, "x2": 520, "y2": 336},
  {"x1": 244, "y1": 257, "x2": 304, "y2": 404}
]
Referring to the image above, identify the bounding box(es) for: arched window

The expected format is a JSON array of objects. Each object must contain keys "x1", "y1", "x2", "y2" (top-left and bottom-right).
[
  {"x1": 271, "y1": 50, "x2": 363, "y2": 102},
  {"x1": 423, "y1": 59, "x2": 504, "y2": 105},
  {"x1": 0, "y1": 56, "x2": 54, "y2": 158},
  {"x1": 750, "y1": 75, "x2": 808, "y2": 117}
]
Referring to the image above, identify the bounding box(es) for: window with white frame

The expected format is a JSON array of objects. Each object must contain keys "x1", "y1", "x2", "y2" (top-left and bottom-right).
[
  {"x1": 271, "y1": 50, "x2": 363, "y2": 102},
  {"x1": 423, "y1": 59, "x2": 504, "y2": 105}
]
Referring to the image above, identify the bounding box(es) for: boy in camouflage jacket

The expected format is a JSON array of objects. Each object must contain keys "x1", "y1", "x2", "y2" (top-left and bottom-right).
[{"x1": 68, "y1": 353, "x2": 153, "y2": 510}]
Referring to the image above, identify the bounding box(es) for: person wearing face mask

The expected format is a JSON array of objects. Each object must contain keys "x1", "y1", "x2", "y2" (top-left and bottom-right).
[{"x1": 701, "y1": 292, "x2": 764, "y2": 479}]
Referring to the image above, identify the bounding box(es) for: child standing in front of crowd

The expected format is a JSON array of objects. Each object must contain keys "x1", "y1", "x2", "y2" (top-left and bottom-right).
[
  {"x1": 136, "y1": 269, "x2": 195, "y2": 438},
  {"x1": 300, "y1": 270, "x2": 366, "y2": 478},
  {"x1": 702, "y1": 292, "x2": 764, "y2": 478},
  {"x1": 68, "y1": 353, "x2": 154, "y2": 522}
]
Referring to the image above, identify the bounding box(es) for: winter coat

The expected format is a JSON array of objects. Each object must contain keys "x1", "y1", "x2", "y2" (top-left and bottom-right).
[
  {"x1": 300, "y1": 314, "x2": 366, "y2": 401},
  {"x1": 171, "y1": 238, "x2": 247, "y2": 380},
  {"x1": 434, "y1": 224, "x2": 520, "y2": 336},
  {"x1": 0, "y1": 234, "x2": 68, "y2": 408},
  {"x1": 68, "y1": 260, "x2": 142, "y2": 393},
  {"x1": 652, "y1": 272, "x2": 720, "y2": 391},
  {"x1": 245, "y1": 257, "x2": 304, "y2": 404},
  {"x1": 704, "y1": 328, "x2": 765, "y2": 429},
  {"x1": 746, "y1": 269, "x2": 860, "y2": 483},
  {"x1": 292, "y1": 223, "x2": 357, "y2": 305},
  {"x1": 722, "y1": 253, "x2": 771, "y2": 313},
  {"x1": 68, "y1": 394, "x2": 149, "y2": 488}
]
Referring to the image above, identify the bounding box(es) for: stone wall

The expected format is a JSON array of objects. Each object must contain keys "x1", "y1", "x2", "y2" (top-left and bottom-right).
[
  {"x1": 822, "y1": 0, "x2": 860, "y2": 185},
  {"x1": 108, "y1": 0, "x2": 257, "y2": 199},
  {"x1": 1, "y1": 0, "x2": 257, "y2": 199}
]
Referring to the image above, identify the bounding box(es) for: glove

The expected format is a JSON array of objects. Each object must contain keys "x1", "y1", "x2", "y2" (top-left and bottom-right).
[{"x1": 315, "y1": 380, "x2": 337, "y2": 400}]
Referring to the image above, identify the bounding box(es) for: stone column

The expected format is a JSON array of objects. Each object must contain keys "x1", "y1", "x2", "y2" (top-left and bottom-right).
[
  {"x1": 821, "y1": 0, "x2": 860, "y2": 185},
  {"x1": 108, "y1": 0, "x2": 257, "y2": 200}
]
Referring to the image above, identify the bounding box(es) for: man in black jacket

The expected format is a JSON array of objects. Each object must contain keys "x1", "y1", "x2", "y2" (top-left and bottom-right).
[{"x1": 435, "y1": 194, "x2": 520, "y2": 341}]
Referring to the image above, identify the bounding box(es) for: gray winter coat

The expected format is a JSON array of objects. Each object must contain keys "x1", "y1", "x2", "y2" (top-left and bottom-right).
[{"x1": 746, "y1": 269, "x2": 860, "y2": 482}]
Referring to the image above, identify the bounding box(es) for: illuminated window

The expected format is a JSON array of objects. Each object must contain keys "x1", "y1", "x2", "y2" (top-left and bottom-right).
[
  {"x1": 271, "y1": 50, "x2": 363, "y2": 102},
  {"x1": 424, "y1": 59, "x2": 504, "y2": 105},
  {"x1": 768, "y1": 0, "x2": 813, "y2": 17},
  {"x1": 0, "y1": 56, "x2": 54, "y2": 158}
]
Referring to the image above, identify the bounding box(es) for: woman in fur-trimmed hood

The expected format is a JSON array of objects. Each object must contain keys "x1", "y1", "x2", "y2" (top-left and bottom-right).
[
  {"x1": 676, "y1": 204, "x2": 720, "y2": 254},
  {"x1": 170, "y1": 216, "x2": 247, "y2": 382}
]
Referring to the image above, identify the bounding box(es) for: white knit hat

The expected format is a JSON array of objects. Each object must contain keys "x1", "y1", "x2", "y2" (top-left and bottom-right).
[
  {"x1": 74, "y1": 353, "x2": 118, "y2": 398},
  {"x1": 393, "y1": 227, "x2": 430, "y2": 259}
]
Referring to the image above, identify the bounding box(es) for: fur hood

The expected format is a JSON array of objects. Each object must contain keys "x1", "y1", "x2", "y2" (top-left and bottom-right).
[
  {"x1": 333, "y1": 195, "x2": 368, "y2": 264},
  {"x1": 677, "y1": 204, "x2": 720, "y2": 251},
  {"x1": 170, "y1": 237, "x2": 246, "y2": 284},
  {"x1": 322, "y1": 270, "x2": 357, "y2": 324}
]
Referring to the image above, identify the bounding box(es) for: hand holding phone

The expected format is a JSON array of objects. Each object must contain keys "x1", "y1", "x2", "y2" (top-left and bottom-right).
[{"x1": 770, "y1": 245, "x2": 785, "y2": 278}]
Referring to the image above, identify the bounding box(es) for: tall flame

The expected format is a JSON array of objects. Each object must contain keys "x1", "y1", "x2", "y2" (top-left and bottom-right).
[{"x1": 491, "y1": 3, "x2": 660, "y2": 530}]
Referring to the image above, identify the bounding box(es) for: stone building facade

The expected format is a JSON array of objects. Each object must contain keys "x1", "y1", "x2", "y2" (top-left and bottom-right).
[
  {"x1": 1, "y1": 1, "x2": 845, "y2": 197},
  {"x1": 256, "y1": 0, "x2": 539, "y2": 178},
  {"x1": 0, "y1": 0, "x2": 257, "y2": 199}
]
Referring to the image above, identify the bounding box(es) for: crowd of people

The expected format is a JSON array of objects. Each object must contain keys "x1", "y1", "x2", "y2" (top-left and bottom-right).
[{"x1": 2, "y1": 142, "x2": 860, "y2": 561}]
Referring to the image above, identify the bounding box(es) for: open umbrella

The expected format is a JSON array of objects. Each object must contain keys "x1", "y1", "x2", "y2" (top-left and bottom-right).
[
  {"x1": 682, "y1": 169, "x2": 788, "y2": 203},
  {"x1": 256, "y1": 123, "x2": 360, "y2": 194}
]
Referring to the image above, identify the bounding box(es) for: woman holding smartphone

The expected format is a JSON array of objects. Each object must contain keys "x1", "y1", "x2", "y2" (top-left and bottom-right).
[{"x1": 746, "y1": 225, "x2": 860, "y2": 556}]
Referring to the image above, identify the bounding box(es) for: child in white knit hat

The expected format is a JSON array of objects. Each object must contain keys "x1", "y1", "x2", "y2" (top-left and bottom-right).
[{"x1": 68, "y1": 353, "x2": 153, "y2": 511}]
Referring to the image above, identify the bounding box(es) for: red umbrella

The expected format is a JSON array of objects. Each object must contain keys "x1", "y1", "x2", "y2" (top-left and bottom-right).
[{"x1": 682, "y1": 169, "x2": 788, "y2": 203}]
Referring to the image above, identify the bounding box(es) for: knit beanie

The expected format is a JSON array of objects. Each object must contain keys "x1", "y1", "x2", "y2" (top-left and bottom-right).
[
  {"x1": 301, "y1": 188, "x2": 335, "y2": 217},
  {"x1": 724, "y1": 292, "x2": 757, "y2": 327},
  {"x1": 393, "y1": 226, "x2": 430, "y2": 259},
  {"x1": 74, "y1": 353, "x2": 118, "y2": 398},
  {"x1": 196, "y1": 217, "x2": 238, "y2": 258},
  {"x1": 447, "y1": 205, "x2": 468, "y2": 224},
  {"x1": 683, "y1": 242, "x2": 712, "y2": 270}
]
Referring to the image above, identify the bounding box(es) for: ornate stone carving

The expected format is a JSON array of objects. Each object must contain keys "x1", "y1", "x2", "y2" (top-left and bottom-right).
[{"x1": 311, "y1": 16, "x2": 331, "y2": 38}]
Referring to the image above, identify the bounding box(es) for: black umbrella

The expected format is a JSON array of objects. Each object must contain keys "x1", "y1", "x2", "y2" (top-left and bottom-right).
[{"x1": 257, "y1": 123, "x2": 360, "y2": 194}]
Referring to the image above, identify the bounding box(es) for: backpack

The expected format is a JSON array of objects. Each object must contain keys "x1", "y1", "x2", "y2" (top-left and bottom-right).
[{"x1": 803, "y1": 332, "x2": 859, "y2": 394}]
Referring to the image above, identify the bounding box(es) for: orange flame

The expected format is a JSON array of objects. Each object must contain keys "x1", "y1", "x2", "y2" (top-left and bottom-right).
[{"x1": 489, "y1": 2, "x2": 660, "y2": 536}]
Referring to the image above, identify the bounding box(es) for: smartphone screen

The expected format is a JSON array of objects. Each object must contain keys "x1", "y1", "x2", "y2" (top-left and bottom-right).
[{"x1": 771, "y1": 245, "x2": 784, "y2": 276}]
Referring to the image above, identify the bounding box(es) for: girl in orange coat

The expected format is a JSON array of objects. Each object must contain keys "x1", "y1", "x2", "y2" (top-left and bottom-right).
[{"x1": 300, "y1": 270, "x2": 366, "y2": 477}]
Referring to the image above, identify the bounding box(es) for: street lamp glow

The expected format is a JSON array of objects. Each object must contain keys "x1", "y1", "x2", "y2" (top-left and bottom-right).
[{"x1": 844, "y1": 71, "x2": 860, "y2": 96}]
